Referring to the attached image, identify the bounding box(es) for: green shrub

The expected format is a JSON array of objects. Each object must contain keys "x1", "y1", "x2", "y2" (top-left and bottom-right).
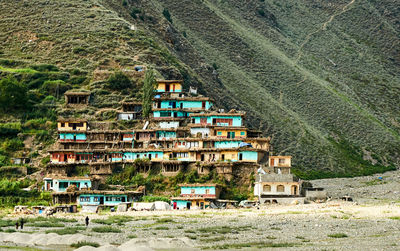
[
  {"x1": 92, "y1": 226, "x2": 121, "y2": 233},
  {"x1": 31, "y1": 64, "x2": 59, "y2": 72},
  {"x1": 71, "y1": 241, "x2": 100, "y2": 248},
  {"x1": 27, "y1": 222, "x2": 64, "y2": 228},
  {"x1": 163, "y1": 9, "x2": 172, "y2": 23},
  {"x1": 92, "y1": 215, "x2": 133, "y2": 225},
  {"x1": 107, "y1": 71, "x2": 132, "y2": 90},
  {"x1": 130, "y1": 8, "x2": 141, "y2": 19},
  {"x1": 0, "y1": 123, "x2": 22, "y2": 136},
  {"x1": 328, "y1": 233, "x2": 348, "y2": 238},
  {"x1": 41, "y1": 80, "x2": 71, "y2": 96},
  {"x1": 1, "y1": 138, "x2": 24, "y2": 152},
  {"x1": 142, "y1": 196, "x2": 170, "y2": 203},
  {"x1": 0, "y1": 76, "x2": 28, "y2": 111},
  {"x1": 45, "y1": 226, "x2": 85, "y2": 235}
]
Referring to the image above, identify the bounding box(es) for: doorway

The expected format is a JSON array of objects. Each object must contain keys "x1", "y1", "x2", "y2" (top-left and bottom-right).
[
  {"x1": 239, "y1": 153, "x2": 243, "y2": 161},
  {"x1": 165, "y1": 84, "x2": 170, "y2": 92},
  {"x1": 187, "y1": 202, "x2": 191, "y2": 209},
  {"x1": 291, "y1": 185, "x2": 298, "y2": 195},
  {"x1": 100, "y1": 197, "x2": 104, "y2": 205}
]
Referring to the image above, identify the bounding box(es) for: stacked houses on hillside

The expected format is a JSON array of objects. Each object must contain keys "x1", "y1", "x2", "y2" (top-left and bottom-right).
[{"x1": 45, "y1": 79, "x2": 296, "y2": 207}]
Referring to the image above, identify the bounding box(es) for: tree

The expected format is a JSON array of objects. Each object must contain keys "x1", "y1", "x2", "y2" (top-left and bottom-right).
[
  {"x1": 163, "y1": 8, "x2": 172, "y2": 23},
  {"x1": 142, "y1": 69, "x2": 156, "y2": 118},
  {"x1": 0, "y1": 76, "x2": 27, "y2": 111},
  {"x1": 107, "y1": 71, "x2": 132, "y2": 90}
]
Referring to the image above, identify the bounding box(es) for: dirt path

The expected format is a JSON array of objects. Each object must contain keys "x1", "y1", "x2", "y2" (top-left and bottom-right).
[{"x1": 295, "y1": 0, "x2": 356, "y2": 62}]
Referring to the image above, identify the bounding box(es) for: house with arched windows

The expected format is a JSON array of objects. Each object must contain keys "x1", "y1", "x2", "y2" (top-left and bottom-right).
[{"x1": 254, "y1": 156, "x2": 304, "y2": 204}]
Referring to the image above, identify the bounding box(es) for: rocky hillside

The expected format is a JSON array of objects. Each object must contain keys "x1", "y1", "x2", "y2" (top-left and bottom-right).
[{"x1": 0, "y1": 0, "x2": 399, "y2": 179}]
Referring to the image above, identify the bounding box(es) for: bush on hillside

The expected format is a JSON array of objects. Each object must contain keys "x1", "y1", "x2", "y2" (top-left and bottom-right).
[
  {"x1": 0, "y1": 76, "x2": 28, "y2": 111},
  {"x1": 107, "y1": 71, "x2": 132, "y2": 90},
  {"x1": 30, "y1": 64, "x2": 59, "y2": 72},
  {"x1": 163, "y1": 8, "x2": 172, "y2": 23},
  {"x1": 41, "y1": 80, "x2": 71, "y2": 96}
]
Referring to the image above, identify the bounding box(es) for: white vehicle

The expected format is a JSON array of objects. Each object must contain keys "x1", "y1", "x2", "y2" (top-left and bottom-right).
[{"x1": 238, "y1": 200, "x2": 257, "y2": 208}]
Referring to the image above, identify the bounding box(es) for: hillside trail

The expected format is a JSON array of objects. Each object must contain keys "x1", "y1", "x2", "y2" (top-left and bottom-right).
[{"x1": 295, "y1": 0, "x2": 356, "y2": 62}]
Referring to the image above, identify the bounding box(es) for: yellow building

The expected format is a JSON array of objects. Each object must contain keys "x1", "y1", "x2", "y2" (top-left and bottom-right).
[
  {"x1": 57, "y1": 119, "x2": 87, "y2": 131},
  {"x1": 220, "y1": 150, "x2": 238, "y2": 161},
  {"x1": 214, "y1": 127, "x2": 247, "y2": 138},
  {"x1": 156, "y1": 80, "x2": 183, "y2": 93}
]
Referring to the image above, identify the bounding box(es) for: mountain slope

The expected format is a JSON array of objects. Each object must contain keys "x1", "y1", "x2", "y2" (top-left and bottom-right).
[
  {"x1": 133, "y1": 0, "x2": 400, "y2": 177},
  {"x1": 0, "y1": 0, "x2": 399, "y2": 178}
]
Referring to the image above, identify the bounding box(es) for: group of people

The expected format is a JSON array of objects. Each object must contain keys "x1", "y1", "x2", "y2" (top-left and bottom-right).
[{"x1": 15, "y1": 218, "x2": 25, "y2": 230}]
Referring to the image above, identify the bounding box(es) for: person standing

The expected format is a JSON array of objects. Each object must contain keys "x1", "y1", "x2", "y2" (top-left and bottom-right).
[
  {"x1": 15, "y1": 221, "x2": 19, "y2": 230},
  {"x1": 85, "y1": 216, "x2": 89, "y2": 227},
  {"x1": 20, "y1": 218, "x2": 24, "y2": 229}
]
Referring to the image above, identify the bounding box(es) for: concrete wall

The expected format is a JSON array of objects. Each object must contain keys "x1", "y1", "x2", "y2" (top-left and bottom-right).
[
  {"x1": 118, "y1": 113, "x2": 137, "y2": 120},
  {"x1": 190, "y1": 127, "x2": 210, "y2": 137},
  {"x1": 156, "y1": 131, "x2": 176, "y2": 139},
  {"x1": 159, "y1": 121, "x2": 179, "y2": 129}
]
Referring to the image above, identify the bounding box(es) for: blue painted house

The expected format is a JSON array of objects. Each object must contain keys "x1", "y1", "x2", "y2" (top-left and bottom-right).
[
  {"x1": 190, "y1": 112, "x2": 245, "y2": 127},
  {"x1": 123, "y1": 151, "x2": 164, "y2": 161},
  {"x1": 154, "y1": 100, "x2": 212, "y2": 110},
  {"x1": 238, "y1": 151, "x2": 259, "y2": 162},
  {"x1": 153, "y1": 110, "x2": 191, "y2": 118},
  {"x1": 44, "y1": 177, "x2": 92, "y2": 192},
  {"x1": 77, "y1": 191, "x2": 142, "y2": 206},
  {"x1": 171, "y1": 184, "x2": 221, "y2": 210},
  {"x1": 214, "y1": 141, "x2": 242, "y2": 148},
  {"x1": 59, "y1": 133, "x2": 87, "y2": 142}
]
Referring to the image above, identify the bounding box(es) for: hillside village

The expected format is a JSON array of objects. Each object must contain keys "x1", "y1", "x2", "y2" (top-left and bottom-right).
[{"x1": 42, "y1": 78, "x2": 307, "y2": 210}]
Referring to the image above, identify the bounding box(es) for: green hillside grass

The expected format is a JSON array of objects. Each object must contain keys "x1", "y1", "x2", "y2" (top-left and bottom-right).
[{"x1": 0, "y1": 0, "x2": 398, "y2": 179}]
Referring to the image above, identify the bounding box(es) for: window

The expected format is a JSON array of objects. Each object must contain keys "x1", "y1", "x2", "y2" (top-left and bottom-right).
[
  {"x1": 263, "y1": 185, "x2": 271, "y2": 192},
  {"x1": 93, "y1": 197, "x2": 99, "y2": 202},
  {"x1": 61, "y1": 123, "x2": 65, "y2": 127},
  {"x1": 240, "y1": 131, "x2": 245, "y2": 136},
  {"x1": 279, "y1": 159, "x2": 285, "y2": 164},
  {"x1": 106, "y1": 196, "x2": 110, "y2": 201},
  {"x1": 217, "y1": 131, "x2": 222, "y2": 136},
  {"x1": 191, "y1": 189, "x2": 195, "y2": 194},
  {"x1": 277, "y1": 185, "x2": 285, "y2": 192},
  {"x1": 205, "y1": 189, "x2": 210, "y2": 194}
]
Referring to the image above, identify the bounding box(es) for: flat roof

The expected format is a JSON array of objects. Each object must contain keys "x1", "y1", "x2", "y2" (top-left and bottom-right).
[
  {"x1": 64, "y1": 91, "x2": 91, "y2": 96},
  {"x1": 156, "y1": 80, "x2": 183, "y2": 83},
  {"x1": 178, "y1": 183, "x2": 220, "y2": 187},
  {"x1": 189, "y1": 112, "x2": 246, "y2": 117},
  {"x1": 52, "y1": 190, "x2": 143, "y2": 196},
  {"x1": 153, "y1": 96, "x2": 211, "y2": 101},
  {"x1": 44, "y1": 176, "x2": 92, "y2": 181},
  {"x1": 57, "y1": 118, "x2": 87, "y2": 122}
]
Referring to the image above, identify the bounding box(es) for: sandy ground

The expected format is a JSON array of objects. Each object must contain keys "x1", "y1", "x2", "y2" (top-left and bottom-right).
[{"x1": 0, "y1": 170, "x2": 399, "y2": 250}]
